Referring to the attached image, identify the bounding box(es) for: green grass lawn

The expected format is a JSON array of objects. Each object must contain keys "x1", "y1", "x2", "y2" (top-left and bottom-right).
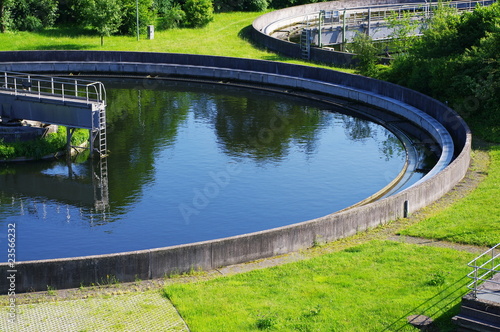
[
  {"x1": 164, "y1": 241, "x2": 474, "y2": 332},
  {"x1": 0, "y1": 11, "x2": 351, "y2": 72},
  {"x1": 399, "y1": 146, "x2": 500, "y2": 247}
]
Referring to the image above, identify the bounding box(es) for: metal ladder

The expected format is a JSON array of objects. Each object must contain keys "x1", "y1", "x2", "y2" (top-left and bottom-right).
[
  {"x1": 93, "y1": 156, "x2": 109, "y2": 211},
  {"x1": 300, "y1": 28, "x2": 311, "y2": 60},
  {"x1": 90, "y1": 102, "x2": 107, "y2": 158},
  {"x1": 98, "y1": 105, "x2": 107, "y2": 158}
]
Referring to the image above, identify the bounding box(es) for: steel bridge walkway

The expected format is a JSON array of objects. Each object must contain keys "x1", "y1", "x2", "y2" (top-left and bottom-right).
[{"x1": 0, "y1": 71, "x2": 109, "y2": 209}]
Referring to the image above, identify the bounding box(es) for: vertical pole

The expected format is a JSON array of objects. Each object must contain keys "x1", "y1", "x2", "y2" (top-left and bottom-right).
[
  {"x1": 493, "y1": 248, "x2": 495, "y2": 278},
  {"x1": 136, "y1": 0, "x2": 140, "y2": 41},
  {"x1": 473, "y1": 260, "x2": 478, "y2": 298},
  {"x1": 4, "y1": 72, "x2": 7, "y2": 89},
  {"x1": 75, "y1": 80, "x2": 78, "y2": 97},
  {"x1": 66, "y1": 127, "x2": 72, "y2": 159},
  {"x1": 90, "y1": 129, "x2": 94, "y2": 159},
  {"x1": 51, "y1": 77, "x2": 54, "y2": 95},
  {"x1": 367, "y1": 8, "x2": 371, "y2": 36},
  {"x1": 342, "y1": 10, "x2": 347, "y2": 52},
  {"x1": 318, "y1": 10, "x2": 324, "y2": 48}
]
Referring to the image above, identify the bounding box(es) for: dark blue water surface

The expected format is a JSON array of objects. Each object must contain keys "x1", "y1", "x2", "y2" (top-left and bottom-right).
[{"x1": 0, "y1": 79, "x2": 416, "y2": 261}]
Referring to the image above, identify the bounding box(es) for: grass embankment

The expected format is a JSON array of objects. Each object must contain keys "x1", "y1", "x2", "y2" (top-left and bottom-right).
[{"x1": 399, "y1": 146, "x2": 500, "y2": 247}]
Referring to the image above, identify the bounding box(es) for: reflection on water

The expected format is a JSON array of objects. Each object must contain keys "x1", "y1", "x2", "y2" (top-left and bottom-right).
[{"x1": 0, "y1": 79, "x2": 415, "y2": 261}]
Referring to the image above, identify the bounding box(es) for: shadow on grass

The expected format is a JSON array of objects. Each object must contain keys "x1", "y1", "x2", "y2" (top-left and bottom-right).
[
  {"x1": 13, "y1": 27, "x2": 98, "y2": 51},
  {"x1": 19, "y1": 44, "x2": 94, "y2": 51},
  {"x1": 34, "y1": 26, "x2": 97, "y2": 38},
  {"x1": 382, "y1": 275, "x2": 470, "y2": 331}
]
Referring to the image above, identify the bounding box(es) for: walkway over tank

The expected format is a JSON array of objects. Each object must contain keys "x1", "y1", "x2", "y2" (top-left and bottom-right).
[{"x1": 0, "y1": 71, "x2": 107, "y2": 157}]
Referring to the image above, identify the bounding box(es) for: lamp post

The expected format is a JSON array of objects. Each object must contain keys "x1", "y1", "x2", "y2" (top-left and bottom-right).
[{"x1": 136, "y1": 0, "x2": 139, "y2": 41}]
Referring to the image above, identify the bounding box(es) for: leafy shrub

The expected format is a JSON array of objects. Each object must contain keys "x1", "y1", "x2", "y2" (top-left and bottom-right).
[
  {"x1": 154, "y1": 0, "x2": 175, "y2": 15},
  {"x1": 182, "y1": 0, "x2": 214, "y2": 28},
  {"x1": 118, "y1": 0, "x2": 157, "y2": 35},
  {"x1": 214, "y1": 0, "x2": 267, "y2": 12},
  {"x1": 245, "y1": 0, "x2": 268, "y2": 11},
  {"x1": 157, "y1": 3, "x2": 186, "y2": 29},
  {"x1": 10, "y1": 0, "x2": 58, "y2": 31},
  {"x1": 350, "y1": 32, "x2": 378, "y2": 76},
  {"x1": 382, "y1": 2, "x2": 500, "y2": 142}
]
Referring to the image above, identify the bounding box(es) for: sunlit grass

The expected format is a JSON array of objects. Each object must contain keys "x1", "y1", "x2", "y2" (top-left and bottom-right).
[
  {"x1": 399, "y1": 146, "x2": 500, "y2": 247},
  {"x1": 164, "y1": 241, "x2": 474, "y2": 332}
]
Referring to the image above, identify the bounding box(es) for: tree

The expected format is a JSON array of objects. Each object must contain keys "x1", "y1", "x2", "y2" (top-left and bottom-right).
[
  {"x1": 385, "y1": 2, "x2": 500, "y2": 142},
  {"x1": 350, "y1": 32, "x2": 378, "y2": 76},
  {"x1": 85, "y1": 0, "x2": 122, "y2": 46},
  {"x1": 0, "y1": 0, "x2": 14, "y2": 33},
  {"x1": 9, "y1": 0, "x2": 58, "y2": 31},
  {"x1": 119, "y1": 0, "x2": 156, "y2": 36},
  {"x1": 213, "y1": 0, "x2": 267, "y2": 12},
  {"x1": 158, "y1": 3, "x2": 185, "y2": 30},
  {"x1": 182, "y1": 0, "x2": 214, "y2": 28},
  {"x1": 387, "y1": 10, "x2": 420, "y2": 55}
]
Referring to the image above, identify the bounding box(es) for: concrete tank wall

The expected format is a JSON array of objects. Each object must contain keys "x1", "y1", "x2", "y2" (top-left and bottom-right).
[
  {"x1": 0, "y1": 51, "x2": 471, "y2": 293},
  {"x1": 251, "y1": 0, "x2": 425, "y2": 66}
]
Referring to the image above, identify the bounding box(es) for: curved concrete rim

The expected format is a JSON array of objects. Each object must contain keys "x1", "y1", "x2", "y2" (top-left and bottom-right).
[
  {"x1": 260, "y1": 0, "x2": 428, "y2": 35},
  {"x1": 251, "y1": 0, "x2": 426, "y2": 67},
  {"x1": 0, "y1": 51, "x2": 471, "y2": 293}
]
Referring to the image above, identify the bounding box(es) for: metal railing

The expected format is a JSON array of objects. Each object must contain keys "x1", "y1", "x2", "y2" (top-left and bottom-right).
[
  {"x1": 467, "y1": 243, "x2": 500, "y2": 298},
  {"x1": 1, "y1": 71, "x2": 106, "y2": 105},
  {"x1": 302, "y1": 0, "x2": 495, "y2": 29}
]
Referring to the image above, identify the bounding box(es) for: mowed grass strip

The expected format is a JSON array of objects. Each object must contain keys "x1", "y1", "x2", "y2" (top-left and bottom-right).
[
  {"x1": 0, "y1": 12, "x2": 264, "y2": 56},
  {"x1": 164, "y1": 241, "x2": 474, "y2": 332},
  {"x1": 399, "y1": 146, "x2": 500, "y2": 247}
]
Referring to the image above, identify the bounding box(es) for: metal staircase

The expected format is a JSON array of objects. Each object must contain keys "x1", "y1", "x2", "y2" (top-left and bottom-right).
[{"x1": 453, "y1": 243, "x2": 500, "y2": 331}]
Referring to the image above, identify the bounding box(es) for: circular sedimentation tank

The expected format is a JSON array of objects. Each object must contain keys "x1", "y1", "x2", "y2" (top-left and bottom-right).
[{"x1": 0, "y1": 51, "x2": 470, "y2": 293}]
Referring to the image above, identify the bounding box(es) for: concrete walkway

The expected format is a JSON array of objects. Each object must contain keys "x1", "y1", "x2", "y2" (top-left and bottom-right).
[
  {"x1": 0, "y1": 291, "x2": 189, "y2": 332},
  {"x1": 476, "y1": 272, "x2": 500, "y2": 304}
]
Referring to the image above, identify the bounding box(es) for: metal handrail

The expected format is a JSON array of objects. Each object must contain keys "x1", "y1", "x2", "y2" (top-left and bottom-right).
[
  {"x1": 1, "y1": 71, "x2": 106, "y2": 105},
  {"x1": 467, "y1": 243, "x2": 500, "y2": 298},
  {"x1": 299, "y1": 0, "x2": 495, "y2": 30}
]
